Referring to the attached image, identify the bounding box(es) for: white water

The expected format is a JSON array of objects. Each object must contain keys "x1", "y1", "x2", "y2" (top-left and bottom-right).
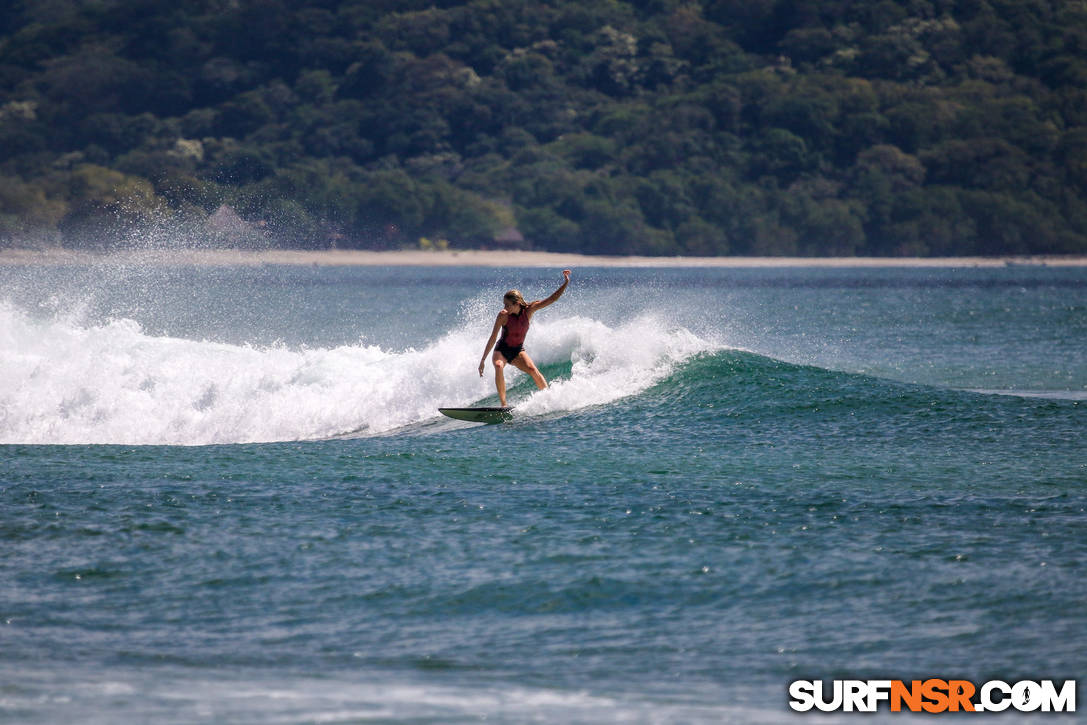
[
  {"x1": 0, "y1": 302, "x2": 712, "y2": 445},
  {"x1": 8, "y1": 664, "x2": 776, "y2": 725}
]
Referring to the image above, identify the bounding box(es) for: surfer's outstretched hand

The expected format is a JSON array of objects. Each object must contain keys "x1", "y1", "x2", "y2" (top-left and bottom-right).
[{"x1": 478, "y1": 360, "x2": 486, "y2": 377}]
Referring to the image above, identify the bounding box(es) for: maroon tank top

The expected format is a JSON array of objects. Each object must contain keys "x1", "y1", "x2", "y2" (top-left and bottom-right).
[{"x1": 501, "y1": 310, "x2": 530, "y2": 346}]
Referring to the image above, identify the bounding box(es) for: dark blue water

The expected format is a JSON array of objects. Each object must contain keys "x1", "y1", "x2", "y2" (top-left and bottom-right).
[{"x1": 1, "y1": 264, "x2": 1084, "y2": 722}]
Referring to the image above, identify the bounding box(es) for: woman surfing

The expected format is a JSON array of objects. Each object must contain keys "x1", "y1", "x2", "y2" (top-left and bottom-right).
[{"x1": 478, "y1": 269, "x2": 571, "y2": 407}]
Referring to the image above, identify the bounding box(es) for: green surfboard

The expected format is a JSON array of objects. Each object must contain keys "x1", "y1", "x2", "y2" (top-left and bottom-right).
[{"x1": 438, "y1": 407, "x2": 514, "y2": 424}]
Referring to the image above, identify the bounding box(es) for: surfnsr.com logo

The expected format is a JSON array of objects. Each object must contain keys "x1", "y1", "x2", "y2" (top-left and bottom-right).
[{"x1": 789, "y1": 679, "x2": 1076, "y2": 713}]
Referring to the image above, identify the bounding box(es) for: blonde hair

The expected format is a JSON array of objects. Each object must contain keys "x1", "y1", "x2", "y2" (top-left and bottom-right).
[{"x1": 504, "y1": 289, "x2": 528, "y2": 308}]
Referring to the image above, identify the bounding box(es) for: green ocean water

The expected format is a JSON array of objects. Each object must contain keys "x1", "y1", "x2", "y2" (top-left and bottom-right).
[{"x1": 1, "y1": 263, "x2": 1084, "y2": 723}]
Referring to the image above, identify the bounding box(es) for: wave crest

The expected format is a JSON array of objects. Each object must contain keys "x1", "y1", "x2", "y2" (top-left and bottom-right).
[{"x1": 0, "y1": 303, "x2": 714, "y2": 445}]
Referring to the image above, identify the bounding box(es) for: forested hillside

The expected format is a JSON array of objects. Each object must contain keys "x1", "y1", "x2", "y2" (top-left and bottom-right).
[{"x1": 2, "y1": 0, "x2": 1086, "y2": 255}]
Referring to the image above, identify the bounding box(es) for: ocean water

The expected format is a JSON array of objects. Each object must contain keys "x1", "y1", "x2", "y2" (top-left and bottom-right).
[{"x1": 1, "y1": 260, "x2": 1084, "y2": 723}]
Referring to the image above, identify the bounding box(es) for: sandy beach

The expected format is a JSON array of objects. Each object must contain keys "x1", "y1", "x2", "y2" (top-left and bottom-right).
[{"x1": 1, "y1": 246, "x2": 1085, "y2": 268}]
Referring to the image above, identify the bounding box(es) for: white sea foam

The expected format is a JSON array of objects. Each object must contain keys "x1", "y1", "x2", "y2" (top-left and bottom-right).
[
  {"x1": 515, "y1": 314, "x2": 710, "y2": 417},
  {"x1": 6, "y1": 664, "x2": 783, "y2": 725},
  {"x1": 0, "y1": 301, "x2": 714, "y2": 445}
]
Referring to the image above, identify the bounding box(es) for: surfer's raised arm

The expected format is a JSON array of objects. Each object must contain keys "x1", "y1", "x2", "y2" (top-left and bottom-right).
[{"x1": 529, "y1": 269, "x2": 572, "y2": 313}]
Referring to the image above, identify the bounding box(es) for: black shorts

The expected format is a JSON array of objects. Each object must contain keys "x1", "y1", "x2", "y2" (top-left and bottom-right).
[{"x1": 495, "y1": 339, "x2": 524, "y2": 363}]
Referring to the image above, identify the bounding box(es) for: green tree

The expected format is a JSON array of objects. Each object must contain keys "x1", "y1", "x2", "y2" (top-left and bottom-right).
[
  {"x1": 57, "y1": 164, "x2": 166, "y2": 247},
  {"x1": 0, "y1": 175, "x2": 66, "y2": 245},
  {"x1": 2, "y1": 0, "x2": 1086, "y2": 256},
  {"x1": 517, "y1": 206, "x2": 580, "y2": 250}
]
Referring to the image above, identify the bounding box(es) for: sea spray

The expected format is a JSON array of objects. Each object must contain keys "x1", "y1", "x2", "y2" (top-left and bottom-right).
[
  {"x1": 0, "y1": 302, "x2": 715, "y2": 445},
  {"x1": 516, "y1": 314, "x2": 712, "y2": 417}
]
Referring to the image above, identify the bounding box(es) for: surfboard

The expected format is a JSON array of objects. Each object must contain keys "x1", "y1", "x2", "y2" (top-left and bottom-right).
[{"x1": 438, "y1": 407, "x2": 514, "y2": 424}]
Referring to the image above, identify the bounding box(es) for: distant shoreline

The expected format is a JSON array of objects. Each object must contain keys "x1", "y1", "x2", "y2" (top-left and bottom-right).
[{"x1": 2, "y1": 247, "x2": 1086, "y2": 268}]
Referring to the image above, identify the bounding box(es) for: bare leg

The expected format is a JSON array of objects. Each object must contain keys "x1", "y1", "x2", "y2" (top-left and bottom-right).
[
  {"x1": 511, "y1": 352, "x2": 547, "y2": 390},
  {"x1": 492, "y1": 352, "x2": 508, "y2": 406}
]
